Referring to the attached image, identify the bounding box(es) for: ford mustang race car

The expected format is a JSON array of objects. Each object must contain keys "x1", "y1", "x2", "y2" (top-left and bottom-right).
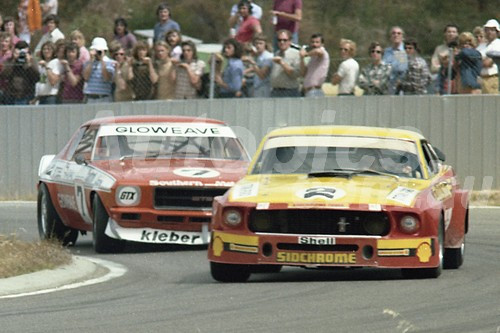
[
  {"x1": 37, "y1": 115, "x2": 249, "y2": 253},
  {"x1": 208, "y1": 126, "x2": 469, "y2": 282}
]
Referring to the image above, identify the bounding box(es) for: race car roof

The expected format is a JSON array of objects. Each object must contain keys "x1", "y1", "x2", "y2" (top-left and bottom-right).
[
  {"x1": 81, "y1": 115, "x2": 227, "y2": 127},
  {"x1": 265, "y1": 125, "x2": 426, "y2": 141}
]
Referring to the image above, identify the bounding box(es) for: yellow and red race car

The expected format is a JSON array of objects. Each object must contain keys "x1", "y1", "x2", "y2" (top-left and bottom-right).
[
  {"x1": 208, "y1": 126, "x2": 469, "y2": 281},
  {"x1": 37, "y1": 115, "x2": 249, "y2": 253}
]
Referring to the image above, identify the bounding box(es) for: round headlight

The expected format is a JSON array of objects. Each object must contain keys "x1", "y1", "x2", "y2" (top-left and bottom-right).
[
  {"x1": 400, "y1": 215, "x2": 419, "y2": 233},
  {"x1": 223, "y1": 209, "x2": 242, "y2": 227}
]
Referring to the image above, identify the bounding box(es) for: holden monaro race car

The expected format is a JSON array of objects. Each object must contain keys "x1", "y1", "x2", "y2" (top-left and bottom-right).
[
  {"x1": 208, "y1": 126, "x2": 469, "y2": 282},
  {"x1": 37, "y1": 115, "x2": 249, "y2": 253}
]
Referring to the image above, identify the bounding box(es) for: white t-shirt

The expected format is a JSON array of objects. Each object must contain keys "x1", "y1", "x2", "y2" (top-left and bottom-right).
[
  {"x1": 480, "y1": 38, "x2": 500, "y2": 76},
  {"x1": 36, "y1": 58, "x2": 62, "y2": 96},
  {"x1": 337, "y1": 57, "x2": 359, "y2": 94}
]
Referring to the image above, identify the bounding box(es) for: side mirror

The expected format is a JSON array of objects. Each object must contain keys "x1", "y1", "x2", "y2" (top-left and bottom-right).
[
  {"x1": 433, "y1": 147, "x2": 446, "y2": 162},
  {"x1": 74, "y1": 154, "x2": 88, "y2": 165}
]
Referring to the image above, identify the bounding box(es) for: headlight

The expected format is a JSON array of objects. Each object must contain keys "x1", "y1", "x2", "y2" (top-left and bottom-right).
[
  {"x1": 223, "y1": 209, "x2": 242, "y2": 227},
  {"x1": 362, "y1": 218, "x2": 389, "y2": 235},
  {"x1": 250, "y1": 211, "x2": 272, "y2": 232},
  {"x1": 399, "y1": 215, "x2": 420, "y2": 233},
  {"x1": 116, "y1": 186, "x2": 141, "y2": 206}
]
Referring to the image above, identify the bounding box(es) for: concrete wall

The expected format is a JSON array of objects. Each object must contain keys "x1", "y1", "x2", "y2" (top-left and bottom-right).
[{"x1": 1, "y1": 95, "x2": 498, "y2": 199}]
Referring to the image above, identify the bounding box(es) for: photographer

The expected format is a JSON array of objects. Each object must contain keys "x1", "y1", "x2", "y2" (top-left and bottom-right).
[
  {"x1": 0, "y1": 40, "x2": 39, "y2": 105},
  {"x1": 299, "y1": 33, "x2": 329, "y2": 97},
  {"x1": 82, "y1": 37, "x2": 115, "y2": 103}
]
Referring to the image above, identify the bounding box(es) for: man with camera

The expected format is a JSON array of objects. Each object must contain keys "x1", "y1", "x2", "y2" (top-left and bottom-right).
[
  {"x1": 0, "y1": 41, "x2": 39, "y2": 105},
  {"x1": 299, "y1": 33, "x2": 329, "y2": 97},
  {"x1": 270, "y1": 29, "x2": 300, "y2": 97},
  {"x1": 82, "y1": 37, "x2": 115, "y2": 103}
]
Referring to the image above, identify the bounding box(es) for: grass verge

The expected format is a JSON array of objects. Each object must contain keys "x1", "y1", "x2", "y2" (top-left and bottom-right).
[{"x1": 0, "y1": 235, "x2": 72, "y2": 279}]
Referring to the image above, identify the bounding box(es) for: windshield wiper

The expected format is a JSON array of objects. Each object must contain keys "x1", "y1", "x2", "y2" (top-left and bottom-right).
[{"x1": 308, "y1": 168, "x2": 399, "y2": 180}]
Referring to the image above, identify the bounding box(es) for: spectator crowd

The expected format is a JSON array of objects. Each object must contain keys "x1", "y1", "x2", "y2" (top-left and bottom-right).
[{"x1": 0, "y1": 0, "x2": 499, "y2": 105}]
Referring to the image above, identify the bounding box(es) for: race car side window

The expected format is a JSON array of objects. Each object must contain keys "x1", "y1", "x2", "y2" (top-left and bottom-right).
[
  {"x1": 421, "y1": 141, "x2": 439, "y2": 176},
  {"x1": 61, "y1": 126, "x2": 87, "y2": 160},
  {"x1": 71, "y1": 127, "x2": 98, "y2": 161}
]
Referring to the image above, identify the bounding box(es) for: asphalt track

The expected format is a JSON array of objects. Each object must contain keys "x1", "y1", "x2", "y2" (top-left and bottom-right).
[{"x1": 0, "y1": 202, "x2": 499, "y2": 333}]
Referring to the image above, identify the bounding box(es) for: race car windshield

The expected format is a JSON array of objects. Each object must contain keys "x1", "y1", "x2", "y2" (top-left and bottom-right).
[
  {"x1": 252, "y1": 136, "x2": 423, "y2": 178},
  {"x1": 92, "y1": 135, "x2": 247, "y2": 161}
]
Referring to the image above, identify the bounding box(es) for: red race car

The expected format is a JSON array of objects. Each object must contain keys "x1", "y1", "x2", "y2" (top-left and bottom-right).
[{"x1": 37, "y1": 115, "x2": 250, "y2": 253}]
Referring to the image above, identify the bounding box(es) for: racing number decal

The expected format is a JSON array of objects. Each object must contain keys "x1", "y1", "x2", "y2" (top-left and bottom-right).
[
  {"x1": 296, "y1": 187, "x2": 346, "y2": 200},
  {"x1": 173, "y1": 167, "x2": 220, "y2": 178},
  {"x1": 75, "y1": 184, "x2": 92, "y2": 223}
]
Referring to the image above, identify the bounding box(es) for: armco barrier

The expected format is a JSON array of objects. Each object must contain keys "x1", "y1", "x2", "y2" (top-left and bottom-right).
[{"x1": 0, "y1": 95, "x2": 498, "y2": 199}]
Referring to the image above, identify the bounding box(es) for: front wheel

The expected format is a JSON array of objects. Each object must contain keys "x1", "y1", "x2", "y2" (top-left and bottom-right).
[
  {"x1": 37, "y1": 183, "x2": 78, "y2": 246},
  {"x1": 444, "y1": 238, "x2": 465, "y2": 269},
  {"x1": 92, "y1": 195, "x2": 124, "y2": 253},
  {"x1": 210, "y1": 262, "x2": 251, "y2": 282}
]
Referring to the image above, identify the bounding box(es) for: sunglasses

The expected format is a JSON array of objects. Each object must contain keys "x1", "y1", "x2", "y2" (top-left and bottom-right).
[
  {"x1": 277, "y1": 39, "x2": 289, "y2": 42},
  {"x1": 371, "y1": 49, "x2": 382, "y2": 54}
]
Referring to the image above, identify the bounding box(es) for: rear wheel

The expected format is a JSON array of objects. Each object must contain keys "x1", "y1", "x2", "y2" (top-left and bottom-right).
[
  {"x1": 210, "y1": 262, "x2": 251, "y2": 282},
  {"x1": 402, "y1": 218, "x2": 444, "y2": 279},
  {"x1": 37, "y1": 183, "x2": 78, "y2": 246},
  {"x1": 92, "y1": 195, "x2": 124, "y2": 253}
]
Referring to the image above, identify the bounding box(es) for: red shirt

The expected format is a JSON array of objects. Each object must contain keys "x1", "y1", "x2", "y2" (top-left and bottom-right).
[
  {"x1": 273, "y1": 0, "x2": 302, "y2": 33},
  {"x1": 235, "y1": 16, "x2": 260, "y2": 43}
]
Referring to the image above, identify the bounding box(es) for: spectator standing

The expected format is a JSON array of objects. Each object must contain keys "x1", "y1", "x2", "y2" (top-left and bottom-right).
[
  {"x1": 82, "y1": 37, "x2": 115, "y2": 103},
  {"x1": 111, "y1": 43, "x2": 134, "y2": 102},
  {"x1": 165, "y1": 29, "x2": 182, "y2": 62},
  {"x1": 270, "y1": 29, "x2": 300, "y2": 97},
  {"x1": 358, "y1": 42, "x2": 392, "y2": 95},
  {"x1": 473, "y1": 26, "x2": 487, "y2": 50},
  {"x1": 332, "y1": 38, "x2": 359, "y2": 96},
  {"x1": 247, "y1": 34, "x2": 272, "y2": 97},
  {"x1": 173, "y1": 40, "x2": 205, "y2": 99},
  {"x1": 17, "y1": 0, "x2": 42, "y2": 44},
  {"x1": 1, "y1": 17, "x2": 21, "y2": 48},
  {"x1": 0, "y1": 40, "x2": 39, "y2": 104},
  {"x1": 153, "y1": 3, "x2": 180, "y2": 43},
  {"x1": 41, "y1": 0, "x2": 57, "y2": 19},
  {"x1": 127, "y1": 41, "x2": 157, "y2": 100},
  {"x1": 70, "y1": 30, "x2": 90, "y2": 64},
  {"x1": 479, "y1": 19, "x2": 500, "y2": 94},
  {"x1": 60, "y1": 42, "x2": 84, "y2": 103},
  {"x1": 437, "y1": 51, "x2": 457, "y2": 95},
  {"x1": 153, "y1": 41, "x2": 175, "y2": 100},
  {"x1": 113, "y1": 18, "x2": 137, "y2": 52},
  {"x1": 299, "y1": 33, "x2": 329, "y2": 97},
  {"x1": 229, "y1": 0, "x2": 262, "y2": 36},
  {"x1": 34, "y1": 40, "x2": 60, "y2": 104},
  {"x1": 430, "y1": 24, "x2": 459, "y2": 74},
  {"x1": 234, "y1": 0, "x2": 262, "y2": 44},
  {"x1": 34, "y1": 14, "x2": 64, "y2": 57},
  {"x1": 454, "y1": 32, "x2": 482, "y2": 94},
  {"x1": 0, "y1": 32, "x2": 13, "y2": 67},
  {"x1": 398, "y1": 38, "x2": 430, "y2": 95},
  {"x1": 215, "y1": 38, "x2": 244, "y2": 98},
  {"x1": 271, "y1": 0, "x2": 302, "y2": 50},
  {"x1": 383, "y1": 26, "x2": 408, "y2": 94}
]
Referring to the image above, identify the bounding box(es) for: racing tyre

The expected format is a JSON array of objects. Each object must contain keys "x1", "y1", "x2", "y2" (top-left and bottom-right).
[
  {"x1": 92, "y1": 195, "x2": 124, "y2": 253},
  {"x1": 402, "y1": 218, "x2": 444, "y2": 279},
  {"x1": 251, "y1": 264, "x2": 283, "y2": 273},
  {"x1": 444, "y1": 239, "x2": 465, "y2": 269},
  {"x1": 37, "y1": 183, "x2": 78, "y2": 246},
  {"x1": 210, "y1": 262, "x2": 251, "y2": 282}
]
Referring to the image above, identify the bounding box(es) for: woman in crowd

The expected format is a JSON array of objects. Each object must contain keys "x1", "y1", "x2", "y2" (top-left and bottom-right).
[
  {"x1": 34, "y1": 40, "x2": 60, "y2": 104},
  {"x1": 215, "y1": 38, "x2": 244, "y2": 98},
  {"x1": 127, "y1": 40, "x2": 157, "y2": 100},
  {"x1": 331, "y1": 38, "x2": 359, "y2": 95},
  {"x1": 398, "y1": 38, "x2": 431, "y2": 95},
  {"x1": 454, "y1": 32, "x2": 482, "y2": 94},
  {"x1": 1, "y1": 16, "x2": 21, "y2": 47},
  {"x1": 110, "y1": 41, "x2": 134, "y2": 102},
  {"x1": 0, "y1": 32, "x2": 12, "y2": 67},
  {"x1": 70, "y1": 30, "x2": 90, "y2": 64},
  {"x1": 172, "y1": 40, "x2": 205, "y2": 99},
  {"x1": 358, "y1": 41, "x2": 392, "y2": 95},
  {"x1": 113, "y1": 17, "x2": 137, "y2": 52},
  {"x1": 165, "y1": 29, "x2": 182, "y2": 62},
  {"x1": 60, "y1": 42, "x2": 84, "y2": 103},
  {"x1": 235, "y1": 0, "x2": 262, "y2": 44},
  {"x1": 153, "y1": 40, "x2": 175, "y2": 99}
]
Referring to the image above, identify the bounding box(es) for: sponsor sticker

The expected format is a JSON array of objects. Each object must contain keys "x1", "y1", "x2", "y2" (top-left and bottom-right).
[
  {"x1": 298, "y1": 236, "x2": 336, "y2": 245},
  {"x1": 296, "y1": 186, "x2": 346, "y2": 200},
  {"x1": 98, "y1": 123, "x2": 236, "y2": 138},
  {"x1": 116, "y1": 186, "x2": 140, "y2": 206},
  {"x1": 232, "y1": 183, "x2": 259, "y2": 199},
  {"x1": 256, "y1": 202, "x2": 270, "y2": 210},
  {"x1": 276, "y1": 252, "x2": 356, "y2": 264},
  {"x1": 173, "y1": 168, "x2": 220, "y2": 178},
  {"x1": 387, "y1": 187, "x2": 419, "y2": 206}
]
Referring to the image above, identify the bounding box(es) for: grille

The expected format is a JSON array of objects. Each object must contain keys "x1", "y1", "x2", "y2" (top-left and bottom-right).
[
  {"x1": 249, "y1": 210, "x2": 390, "y2": 236},
  {"x1": 154, "y1": 187, "x2": 227, "y2": 210}
]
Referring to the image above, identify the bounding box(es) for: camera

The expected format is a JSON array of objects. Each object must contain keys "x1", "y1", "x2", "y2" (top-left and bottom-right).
[
  {"x1": 16, "y1": 50, "x2": 27, "y2": 64},
  {"x1": 302, "y1": 45, "x2": 313, "y2": 52}
]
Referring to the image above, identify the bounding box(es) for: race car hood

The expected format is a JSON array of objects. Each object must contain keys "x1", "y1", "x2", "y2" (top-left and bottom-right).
[
  {"x1": 228, "y1": 174, "x2": 430, "y2": 207},
  {"x1": 92, "y1": 158, "x2": 249, "y2": 187}
]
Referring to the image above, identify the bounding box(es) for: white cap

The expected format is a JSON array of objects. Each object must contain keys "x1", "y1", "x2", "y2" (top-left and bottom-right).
[
  {"x1": 90, "y1": 37, "x2": 108, "y2": 51},
  {"x1": 484, "y1": 19, "x2": 500, "y2": 32}
]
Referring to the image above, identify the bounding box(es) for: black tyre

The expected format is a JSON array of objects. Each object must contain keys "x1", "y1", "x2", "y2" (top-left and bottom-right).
[
  {"x1": 251, "y1": 264, "x2": 283, "y2": 274},
  {"x1": 210, "y1": 262, "x2": 251, "y2": 282},
  {"x1": 444, "y1": 239, "x2": 465, "y2": 269},
  {"x1": 92, "y1": 195, "x2": 124, "y2": 253},
  {"x1": 37, "y1": 183, "x2": 78, "y2": 246},
  {"x1": 402, "y1": 218, "x2": 444, "y2": 279}
]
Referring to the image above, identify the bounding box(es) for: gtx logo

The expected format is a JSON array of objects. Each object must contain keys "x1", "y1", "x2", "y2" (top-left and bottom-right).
[{"x1": 192, "y1": 196, "x2": 213, "y2": 202}]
